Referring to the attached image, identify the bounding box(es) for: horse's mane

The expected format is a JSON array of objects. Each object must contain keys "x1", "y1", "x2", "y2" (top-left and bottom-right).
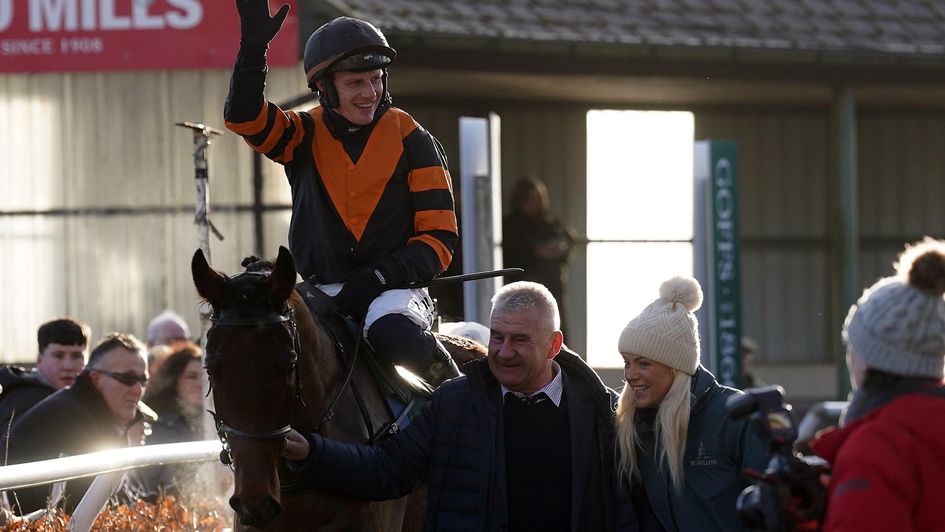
[{"x1": 241, "y1": 255, "x2": 274, "y2": 272}]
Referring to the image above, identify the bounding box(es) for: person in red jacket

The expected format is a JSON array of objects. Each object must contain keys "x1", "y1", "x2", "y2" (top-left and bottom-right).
[{"x1": 811, "y1": 238, "x2": 945, "y2": 531}]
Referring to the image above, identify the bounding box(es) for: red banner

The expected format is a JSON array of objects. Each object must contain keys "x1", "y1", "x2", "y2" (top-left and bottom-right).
[{"x1": 0, "y1": 1, "x2": 298, "y2": 72}]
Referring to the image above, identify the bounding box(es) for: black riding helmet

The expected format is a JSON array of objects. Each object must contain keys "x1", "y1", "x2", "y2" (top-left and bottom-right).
[{"x1": 303, "y1": 17, "x2": 397, "y2": 109}]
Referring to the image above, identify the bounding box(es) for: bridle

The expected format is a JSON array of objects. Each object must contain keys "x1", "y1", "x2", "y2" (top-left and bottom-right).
[
  {"x1": 206, "y1": 275, "x2": 303, "y2": 465},
  {"x1": 205, "y1": 271, "x2": 397, "y2": 470}
]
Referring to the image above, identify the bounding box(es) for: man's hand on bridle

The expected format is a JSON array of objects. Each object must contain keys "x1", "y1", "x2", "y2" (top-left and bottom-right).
[
  {"x1": 235, "y1": 0, "x2": 290, "y2": 51},
  {"x1": 282, "y1": 429, "x2": 311, "y2": 461}
]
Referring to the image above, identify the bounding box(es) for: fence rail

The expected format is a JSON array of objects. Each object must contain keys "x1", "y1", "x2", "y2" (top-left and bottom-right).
[
  {"x1": 0, "y1": 440, "x2": 225, "y2": 532},
  {"x1": 0, "y1": 440, "x2": 223, "y2": 491}
]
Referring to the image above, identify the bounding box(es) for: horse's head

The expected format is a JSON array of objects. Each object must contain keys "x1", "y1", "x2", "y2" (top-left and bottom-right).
[{"x1": 192, "y1": 246, "x2": 300, "y2": 529}]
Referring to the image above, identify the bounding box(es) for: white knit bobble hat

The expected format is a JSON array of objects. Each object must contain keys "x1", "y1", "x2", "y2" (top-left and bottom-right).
[
  {"x1": 843, "y1": 238, "x2": 945, "y2": 379},
  {"x1": 618, "y1": 276, "x2": 704, "y2": 376}
]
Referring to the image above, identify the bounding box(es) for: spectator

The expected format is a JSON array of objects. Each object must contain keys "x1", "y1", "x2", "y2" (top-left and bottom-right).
[
  {"x1": 811, "y1": 238, "x2": 945, "y2": 531},
  {"x1": 146, "y1": 310, "x2": 191, "y2": 350},
  {"x1": 7, "y1": 333, "x2": 153, "y2": 514},
  {"x1": 224, "y1": 5, "x2": 459, "y2": 387},
  {"x1": 133, "y1": 343, "x2": 206, "y2": 500},
  {"x1": 0, "y1": 318, "x2": 91, "y2": 450},
  {"x1": 282, "y1": 281, "x2": 634, "y2": 531},
  {"x1": 146, "y1": 344, "x2": 173, "y2": 374},
  {"x1": 740, "y1": 336, "x2": 766, "y2": 389},
  {"x1": 503, "y1": 176, "x2": 577, "y2": 335},
  {"x1": 438, "y1": 320, "x2": 490, "y2": 347},
  {"x1": 615, "y1": 276, "x2": 769, "y2": 531}
]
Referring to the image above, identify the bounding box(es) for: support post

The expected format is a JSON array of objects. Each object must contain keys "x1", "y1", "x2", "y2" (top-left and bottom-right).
[
  {"x1": 832, "y1": 89, "x2": 858, "y2": 400},
  {"x1": 175, "y1": 121, "x2": 224, "y2": 265}
]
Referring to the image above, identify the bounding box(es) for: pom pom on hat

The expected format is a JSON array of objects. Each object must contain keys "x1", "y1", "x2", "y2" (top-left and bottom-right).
[
  {"x1": 844, "y1": 237, "x2": 945, "y2": 379},
  {"x1": 659, "y1": 276, "x2": 704, "y2": 313},
  {"x1": 618, "y1": 276, "x2": 703, "y2": 375}
]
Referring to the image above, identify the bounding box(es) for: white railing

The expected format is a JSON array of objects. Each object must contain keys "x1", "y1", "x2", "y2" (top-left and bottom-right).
[{"x1": 0, "y1": 440, "x2": 225, "y2": 532}]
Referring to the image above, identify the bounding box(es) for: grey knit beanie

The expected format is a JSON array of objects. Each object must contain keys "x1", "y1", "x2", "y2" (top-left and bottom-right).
[
  {"x1": 618, "y1": 276, "x2": 703, "y2": 375},
  {"x1": 843, "y1": 238, "x2": 945, "y2": 379}
]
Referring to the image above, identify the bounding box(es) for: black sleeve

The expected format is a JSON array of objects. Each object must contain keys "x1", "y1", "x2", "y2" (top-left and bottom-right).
[
  {"x1": 286, "y1": 399, "x2": 436, "y2": 500},
  {"x1": 223, "y1": 46, "x2": 312, "y2": 165},
  {"x1": 224, "y1": 46, "x2": 268, "y2": 124}
]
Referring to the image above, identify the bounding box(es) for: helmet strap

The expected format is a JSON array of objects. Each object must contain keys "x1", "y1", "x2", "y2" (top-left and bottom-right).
[
  {"x1": 381, "y1": 69, "x2": 392, "y2": 106},
  {"x1": 316, "y1": 72, "x2": 341, "y2": 109}
]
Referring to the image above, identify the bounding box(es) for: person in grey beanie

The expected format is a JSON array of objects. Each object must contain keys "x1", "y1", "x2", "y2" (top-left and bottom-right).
[
  {"x1": 811, "y1": 238, "x2": 945, "y2": 531},
  {"x1": 615, "y1": 276, "x2": 769, "y2": 531}
]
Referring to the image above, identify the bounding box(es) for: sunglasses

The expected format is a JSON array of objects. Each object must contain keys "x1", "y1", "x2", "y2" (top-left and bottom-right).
[{"x1": 98, "y1": 370, "x2": 148, "y2": 387}]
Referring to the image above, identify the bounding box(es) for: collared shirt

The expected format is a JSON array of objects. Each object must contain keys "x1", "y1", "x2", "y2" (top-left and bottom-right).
[{"x1": 501, "y1": 360, "x2": 564, "y2": 407}]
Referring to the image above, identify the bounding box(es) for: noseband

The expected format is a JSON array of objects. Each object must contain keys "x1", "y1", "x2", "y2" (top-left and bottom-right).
[{"x1": 207, "y1": 283, "x2": 302, "y2": 465}]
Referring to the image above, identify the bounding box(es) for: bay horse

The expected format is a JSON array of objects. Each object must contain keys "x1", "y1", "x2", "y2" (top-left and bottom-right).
[{"x1": 192, "y1": 246, "x2": 484, "y2": 530}]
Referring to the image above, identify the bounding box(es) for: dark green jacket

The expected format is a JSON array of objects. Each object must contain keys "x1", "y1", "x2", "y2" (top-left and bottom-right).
[{"x1": 634, "y1": 366, "x2": 769, "y2": 532}]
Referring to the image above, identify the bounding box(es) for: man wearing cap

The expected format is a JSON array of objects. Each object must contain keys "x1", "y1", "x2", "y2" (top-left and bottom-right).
[{"x1": 224, "y1": 1, "x2": 459, "y2": 387}]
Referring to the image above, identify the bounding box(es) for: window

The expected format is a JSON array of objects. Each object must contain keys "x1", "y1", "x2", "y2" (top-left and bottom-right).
[{"x1": 585, "y1": 110, "x2": 695, "y2": 368}]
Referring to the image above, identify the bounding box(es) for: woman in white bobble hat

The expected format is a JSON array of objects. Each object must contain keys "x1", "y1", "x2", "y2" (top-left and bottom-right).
[
  {"x1": 615, "y1": 276, "x2": 769, "y2": 532},
  {"x1": 811, "y1": 238, "x2": 945, "y2": 531}
]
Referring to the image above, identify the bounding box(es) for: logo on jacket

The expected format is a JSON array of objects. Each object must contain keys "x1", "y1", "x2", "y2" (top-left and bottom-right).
[{"x1": 690, "y1": 441, "x2": 718, "y2": 466}]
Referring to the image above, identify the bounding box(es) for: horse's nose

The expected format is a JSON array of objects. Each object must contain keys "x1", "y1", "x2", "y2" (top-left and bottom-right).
[{"x1": 230, "y1": 495, "x2": 282, "y2": 529}]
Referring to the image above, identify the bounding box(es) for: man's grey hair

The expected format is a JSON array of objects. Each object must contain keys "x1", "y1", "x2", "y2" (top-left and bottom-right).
[
  {"x1": 88, "y1": 333, "x2": 148, "y2": 369},
  {"x1": 146, "y1": 310, "x2": 191, "y2": 345},
  {"x1": 491, "y1": 281, "x2": 561, "y2": 331}
]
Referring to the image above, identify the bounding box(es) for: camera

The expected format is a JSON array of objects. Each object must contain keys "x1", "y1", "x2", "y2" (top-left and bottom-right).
[{"x1": 726, "y1": 385, "x2": 829, "y2": 531}]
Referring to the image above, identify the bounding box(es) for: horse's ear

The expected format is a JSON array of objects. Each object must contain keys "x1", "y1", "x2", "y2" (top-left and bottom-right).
[
  {"x1": 192, "y1": 249, "x2": 227, "y2": 302},
  {"x1": 268, "y1": 246, "x2": 297, "y2": 301}
]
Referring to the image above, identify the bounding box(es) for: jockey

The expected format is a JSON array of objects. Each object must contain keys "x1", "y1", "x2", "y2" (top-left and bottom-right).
[{"x1": 223, "y1": 2, "x2": 460, "y2": 386}]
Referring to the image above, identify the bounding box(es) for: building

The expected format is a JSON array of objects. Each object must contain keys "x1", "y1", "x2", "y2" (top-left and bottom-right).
[{"x1": 3, "y1": 0, "x2": 944, "y2": 405}]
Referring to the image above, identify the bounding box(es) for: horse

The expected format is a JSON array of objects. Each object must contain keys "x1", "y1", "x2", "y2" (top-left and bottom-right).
[{"x1": 191, "y1": 246, "x2": 485, "y2": 530}]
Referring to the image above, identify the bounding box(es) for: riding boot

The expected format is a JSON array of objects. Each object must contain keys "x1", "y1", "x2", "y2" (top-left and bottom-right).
[
  {"x1": 367, "y1": 314, "x2": 460, "y2": 389},
  {"x1": 422, "y1": 338, "x2": 461, "y2": 388}
]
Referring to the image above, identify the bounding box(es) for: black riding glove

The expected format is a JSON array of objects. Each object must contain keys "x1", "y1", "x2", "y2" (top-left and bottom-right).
[
  {"x1": 335, "y1": 267, "x2": 389, "y2": 320},
  {"x1": 235, "y1": 0, "x2": 290, "y2": 52}
]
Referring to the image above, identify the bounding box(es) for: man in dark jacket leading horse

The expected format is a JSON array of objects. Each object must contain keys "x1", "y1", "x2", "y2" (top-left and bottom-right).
[{"x1": 283, "y1": 281, "x2": 637, "y2": 531}]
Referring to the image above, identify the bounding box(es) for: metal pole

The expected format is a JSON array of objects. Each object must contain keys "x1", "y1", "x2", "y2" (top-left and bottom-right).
[
  {"x1": 175, "y1": 122, "x2": 225, "y2": 495},
  {"x1": 175, "y1": 121, "x2": 223, "y2": 265},
  {"x1": 833, "y1": 89, "x2": 858, "y2": 400},
  {"x1": 253, "y1": 152, "x2": 265, "y2": 257}
]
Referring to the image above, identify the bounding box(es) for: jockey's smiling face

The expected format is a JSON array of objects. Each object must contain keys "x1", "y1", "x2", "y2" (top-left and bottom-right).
[{"x1": 323, "y1": 69, "x2": 383, "y2": 126}]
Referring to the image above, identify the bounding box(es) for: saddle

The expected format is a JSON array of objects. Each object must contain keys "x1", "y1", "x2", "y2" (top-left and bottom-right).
[{"x1": 295, "y1": 281, "x2": 431, "y2": 442}]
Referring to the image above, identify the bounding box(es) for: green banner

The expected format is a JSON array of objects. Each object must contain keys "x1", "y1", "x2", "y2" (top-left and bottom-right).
[{"x1": 707, "y1": 142, "x2": 742, "y2": 388}]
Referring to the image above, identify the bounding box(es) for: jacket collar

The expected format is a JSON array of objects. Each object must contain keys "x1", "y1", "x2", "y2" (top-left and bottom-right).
[
  {"x1": 843, "y1": 375, "x2": 941, "y2": 425},
  {"x1": 689, "y1": 365, "x2": 719, "y2": 414},
  {"x1": 462, "y1": 348, "x2": 609, "y2": 396}
]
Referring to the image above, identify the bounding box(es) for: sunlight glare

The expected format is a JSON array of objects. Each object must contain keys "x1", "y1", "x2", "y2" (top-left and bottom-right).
[{"x1": 586, "y1": 110, "x2": 694, "y2": 368}]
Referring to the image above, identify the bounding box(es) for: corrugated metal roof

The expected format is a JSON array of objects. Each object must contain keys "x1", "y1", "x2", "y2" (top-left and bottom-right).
[{"x1": 324, "y1": 0, "x2": 945, "y2": 57}]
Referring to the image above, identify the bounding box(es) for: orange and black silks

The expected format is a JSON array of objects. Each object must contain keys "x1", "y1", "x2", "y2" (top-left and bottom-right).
[{"x1": 224, "y1": 52, "x2": 457, "y2": 287}]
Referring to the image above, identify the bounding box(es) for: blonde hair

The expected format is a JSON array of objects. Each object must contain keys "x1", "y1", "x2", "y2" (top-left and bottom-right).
[{"x1": 615, "y1": 370, "x2": 692, "y2": 492}]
